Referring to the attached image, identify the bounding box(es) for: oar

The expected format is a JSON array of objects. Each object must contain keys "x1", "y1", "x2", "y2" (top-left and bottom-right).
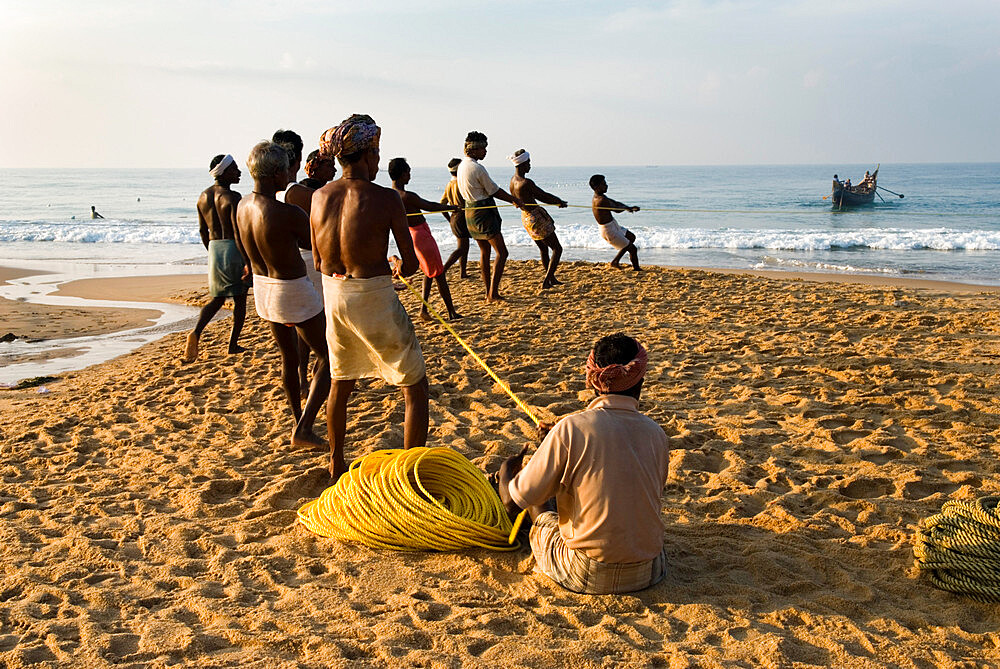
[
  {"x1": 878, "y1": 186, "x2": 904, "y2": 198},
  {"x1": 876, "y1": 190, "x2": 886, "y2": 203}
]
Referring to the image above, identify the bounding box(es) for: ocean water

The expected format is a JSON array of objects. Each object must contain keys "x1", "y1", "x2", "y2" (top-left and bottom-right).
[{"x1": 1, "y1": 163, "x2": 999, "y2": 284}]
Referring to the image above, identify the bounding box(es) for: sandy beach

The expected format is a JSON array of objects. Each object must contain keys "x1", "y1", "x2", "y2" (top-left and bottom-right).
[{"x1": 2, "y1": 259, "x2": 1000, "y2": 667}]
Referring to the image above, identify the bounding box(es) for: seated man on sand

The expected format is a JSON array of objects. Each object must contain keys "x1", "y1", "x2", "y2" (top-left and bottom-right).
[
  {"x1": 236, "y1": 140, "x2": 331, "y2": 449},
  {"x1": 498, "y1": 334, "x2": 669, "y2": 594},
  {"x1": 388, "y1": 157, "x2": 462, "y2": 321},
  {"x1": 311, "y1": 114, "x2": 429, "y2": 479}
]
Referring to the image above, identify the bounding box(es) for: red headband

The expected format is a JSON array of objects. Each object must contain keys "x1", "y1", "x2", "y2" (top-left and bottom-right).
[{"x1": 585, "y1": 340, "x2": 648, "y2": 394}]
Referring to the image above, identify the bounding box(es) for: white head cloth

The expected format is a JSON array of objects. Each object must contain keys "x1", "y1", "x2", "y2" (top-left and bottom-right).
[
  {"x1": 508, "y1": 151, "x2": 530, "y2": 166},
  {"x1": 209, "y1": 154, "x2": 235, "y2": 179}
]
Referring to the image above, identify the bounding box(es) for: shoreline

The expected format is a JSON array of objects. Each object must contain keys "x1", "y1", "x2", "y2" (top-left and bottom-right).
[{"x1": 0, "y1": 267, "x2": 206, "y2": 384}]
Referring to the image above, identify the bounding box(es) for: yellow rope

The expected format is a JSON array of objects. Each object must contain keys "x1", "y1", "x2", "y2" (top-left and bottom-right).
[
  {"x1": 913, "y1": 496, "x2": 1000, "y2": 603},
  {"x1": 394, "y1": 272, "x2": 541, "y2": 427},
  {"x1": 298, "y1": 447, "x2": 519, "y2": 551},
  {"x1": 297, "y1": 270, "x2": 539, "y2": 550}
]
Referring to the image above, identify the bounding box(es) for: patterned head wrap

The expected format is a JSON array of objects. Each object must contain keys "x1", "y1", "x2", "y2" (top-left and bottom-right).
[
  {"x1": 209, "y1": 154, "x2": 235, "y2": 179},
  {"x1": 585, "y1": 339, "x2": 648, "y2": 394},
  {"x1": 319, "y1": 114, "x2": 381, "y2": 159},
  {"x1": 304, "y1": 152, "x2": 332, "y2": 178}
]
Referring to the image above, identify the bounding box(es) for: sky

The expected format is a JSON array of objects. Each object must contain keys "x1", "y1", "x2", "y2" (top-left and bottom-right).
[{"x1": 1, "y1": 0, "x2": 998, "y2": 168}]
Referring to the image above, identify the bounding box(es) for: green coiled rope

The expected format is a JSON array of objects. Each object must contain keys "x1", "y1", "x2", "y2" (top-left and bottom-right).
[{"x1": 914, "y1": 496, "x2": 1000, "y2": 603}]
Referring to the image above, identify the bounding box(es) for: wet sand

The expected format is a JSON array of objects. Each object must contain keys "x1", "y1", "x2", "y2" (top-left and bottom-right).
[{"x1": 1, "y1": 260, "x2": 999, "y2": 667}]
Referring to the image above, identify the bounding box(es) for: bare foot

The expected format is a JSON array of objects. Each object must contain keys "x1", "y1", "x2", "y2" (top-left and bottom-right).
[
  {"x1": 292, "y1": 430, "x2": 328, "y2": 449},
  {"x1": 228, "y1": 344, "x2": 247, "y2": 354},
  {"x1": 448, "y1": 312, "x2": 464, "y2": 321},
  {"x1": 486, "y1": 293, "x2": 504, "y2": 304},
  {"x1": 329, "y1": 455, "x2": 348, "y2": 482},
  {"x1": 610, "y1": 261, "x2": 622, "y2": 269},
  {"x1": 184, "y1": 332, "x2": 199, "y2": 362},
  {"x1": 420, "y1": 310, "x2": 434, "y2": 321},
  {"x1": 549, "y1": 277, "x2": 563, "y2": 285},
  {"x1": 460, "y1": 273, "x2": 470, "y2": 279}
]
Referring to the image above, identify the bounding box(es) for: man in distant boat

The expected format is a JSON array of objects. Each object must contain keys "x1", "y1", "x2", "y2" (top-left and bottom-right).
[{"x1": 184, "y1": 154, "x2": 250, "y2": 361}]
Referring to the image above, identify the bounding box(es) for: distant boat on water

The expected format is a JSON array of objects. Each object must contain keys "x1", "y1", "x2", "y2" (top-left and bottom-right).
[{"x1": 831, "y1": 167, "x2": 878, "y2": 208}]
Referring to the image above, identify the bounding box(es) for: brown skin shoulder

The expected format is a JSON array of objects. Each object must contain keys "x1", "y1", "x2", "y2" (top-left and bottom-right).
[
  {"x1": 284, "y1": 182, "x2": 315, "y2": 216},
  {"x1": 591, "y1": 177, "x2": 639, "y2": 224},
  {"x1": 509, "y1": 161, "x2": 567, "y2": 208},
  {"x1": 392, "y1": 164, "x2": 457, "y2": 224},
  {"x1": 310, "y1": 148, "x2": 419, "y2": 279},
  {"x1": 236, "y1": 165, "x2": 310, "y2": 280},
  {"x1": 197, "y1": 163, "x2": 242, "y2": 246}
]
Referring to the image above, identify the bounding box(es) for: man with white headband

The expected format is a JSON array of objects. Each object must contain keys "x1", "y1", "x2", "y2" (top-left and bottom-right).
[
  {"x1": 497, "y1": 333, "x2": 669, "y2": 594},
  {"x1": 508, "y1": 148, "x2": 568, "y2": 291},
  {"x1": 184, "y1": 153, "x2": 249, "y2": 362}
]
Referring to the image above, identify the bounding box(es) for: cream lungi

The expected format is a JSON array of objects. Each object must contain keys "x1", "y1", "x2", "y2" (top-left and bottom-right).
[
  {"x1": 252, "y1": 274, "x2": 323, "y2": 325},
  {"x1": 321, "y1": 274, "x2": 425, "y2": 386},
  {"x1": 599, "y1": 218, "x2": 631, "y2": 251}
]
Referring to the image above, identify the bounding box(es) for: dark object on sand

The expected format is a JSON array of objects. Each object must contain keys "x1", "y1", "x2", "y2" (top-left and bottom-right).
[
  {"x1": 831, "y1": 167, "x2": 877, "y2": 208},
  {"x1": 11, "y1": 375, "x2": 59, "y2": 390},
  {"x1": 0, "y1": 333, "x2": 17, "y2": 343}
]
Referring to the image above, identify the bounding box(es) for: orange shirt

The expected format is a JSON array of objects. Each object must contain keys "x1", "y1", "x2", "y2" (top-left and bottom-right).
[{"x1": 508, "y1": 394, "x2": 669, "y2": 563}]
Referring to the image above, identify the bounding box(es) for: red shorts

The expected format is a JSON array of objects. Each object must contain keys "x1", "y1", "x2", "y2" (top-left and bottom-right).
[{"x1": 408, "y1": 221, "x2": 444, "y2": 278}]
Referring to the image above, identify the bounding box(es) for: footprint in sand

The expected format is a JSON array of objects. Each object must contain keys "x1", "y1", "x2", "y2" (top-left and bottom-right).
[
  {"x1": 831, "y1": 429, "x2": 871, "y2": 445},
  {"x1": 900, "y1": 480, "x2": 961, "y2": 500},
  {"x1": 838, "y1": 477, "x2": 893, "y2": 499}
]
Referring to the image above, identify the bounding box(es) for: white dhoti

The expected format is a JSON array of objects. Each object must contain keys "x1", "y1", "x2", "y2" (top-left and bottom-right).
[
  {"x1": 252, "y1": 274, "x2": 324, "y2": 324},
  {"x1": 300, "y1": 248, "x2": 324, "y2": 297},
  {"x1": 599, "y1": 218, "x2": 631, "y2": 251},
  {"x1": 321, "y1": 274, "x2": 425, "y2": 386}
]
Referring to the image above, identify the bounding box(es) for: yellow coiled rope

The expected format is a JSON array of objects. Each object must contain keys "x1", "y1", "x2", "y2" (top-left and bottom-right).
[
  {"x1": 297, "y1": 271, "x2": 535, "y2": 550},
  {"x1": 298, "y1": 447, "x2": 518, "y2": 551},
  {"x1": 913, "y1": 496, "x2": 1000, "y2": 603}
]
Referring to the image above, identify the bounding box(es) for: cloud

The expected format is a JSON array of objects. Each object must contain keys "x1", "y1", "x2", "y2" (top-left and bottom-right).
[{"x1": 802, "y1": 68, "x2": 823, "y2": 88}]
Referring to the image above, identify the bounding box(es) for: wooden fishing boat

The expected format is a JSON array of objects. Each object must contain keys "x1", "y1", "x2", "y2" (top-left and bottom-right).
[{"x1": 831, "y1": 167, "x2": 878, "y2": 208}]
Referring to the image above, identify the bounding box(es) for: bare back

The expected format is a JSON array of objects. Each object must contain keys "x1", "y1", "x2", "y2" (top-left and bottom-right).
[
  {"x1": 197, "y1": 185, "x2": 241, "y2": 246},
  {"x1": 284, "y1": 182, "x2": 315, "y2": 216},
  {"x1": 311, "y1": 179, "x2": 416, "y2": 278},
  {"x1": 509, "y1": 174, "x2": 538, "y2": 206},
  {"x1": 237, "y1": 194, "x2": 310, "y2": 280}
]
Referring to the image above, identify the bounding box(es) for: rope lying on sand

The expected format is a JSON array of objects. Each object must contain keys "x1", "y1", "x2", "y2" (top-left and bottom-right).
[
  {"x1": 914, "y1": 496, "x2": 1000, "y2": 603},
  {"x1": 298, "y1": 447, "x2": 519, "y2": 550},
  {"x1": 297, "y1": 272, "x2": 534, "y2": 549}
]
